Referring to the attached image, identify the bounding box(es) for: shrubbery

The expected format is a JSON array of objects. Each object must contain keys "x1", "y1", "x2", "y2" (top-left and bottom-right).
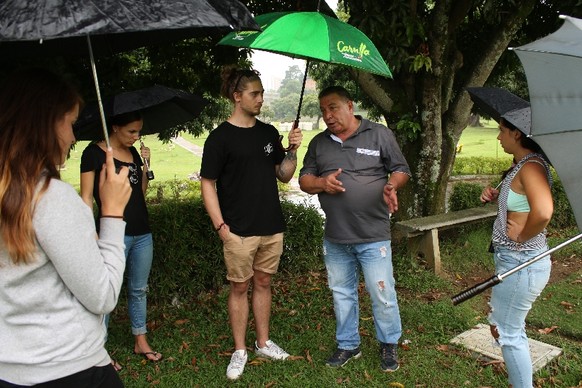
[
  {"x1": 145, "y1": 188, "x2": 324, "y2": 304},
  {"x1": 450, "y1": 168, "x2": 575, "y2": 229},
  {"x1": 143, "y1": 157, "x2": 576, "y2": 303},
  {"x1": 452, "y1": 156, "x2": 511, "y2": 175},
  {"x1": 448, "y1": 182, "x2": 485, "y2": 211}
]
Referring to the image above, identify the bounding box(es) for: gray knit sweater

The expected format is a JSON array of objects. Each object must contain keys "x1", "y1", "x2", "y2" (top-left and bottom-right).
[{"x1": 0, "y1": 178, "x2": 126, "y2": 385}]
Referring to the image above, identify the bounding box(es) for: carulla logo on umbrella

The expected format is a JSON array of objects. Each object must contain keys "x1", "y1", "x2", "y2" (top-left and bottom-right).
[
  {"x1": 337, "y1": 41, "x2": 370, "y2": 62},
  {"x1": 232, "y1": 30, "x2": 259, "y2": 41}
]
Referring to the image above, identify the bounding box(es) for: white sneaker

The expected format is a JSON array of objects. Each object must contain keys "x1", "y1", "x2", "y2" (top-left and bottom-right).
[
  {"x1": 255, "y1": 340, "x2": 289, "y2": 360},
  {"x1": 226, "y1": 349, "x2": 247, "y2": 380}
]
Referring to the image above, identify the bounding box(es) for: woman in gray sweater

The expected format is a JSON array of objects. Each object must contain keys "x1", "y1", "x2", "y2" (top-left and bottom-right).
[{"x1": 0, "y1": 68, "x2": 131, "y2": 387}]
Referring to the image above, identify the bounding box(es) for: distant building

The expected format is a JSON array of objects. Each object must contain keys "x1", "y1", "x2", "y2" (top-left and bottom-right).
[
  {"x1": 304, "y1": 78, "x2": 317, "y2": 91},
  {"x1": 263, "y1": 76, "x2": 282, "y2": 91}
]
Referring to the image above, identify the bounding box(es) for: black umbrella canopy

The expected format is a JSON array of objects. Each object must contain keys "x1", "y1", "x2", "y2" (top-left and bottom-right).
[
  {"x1": 74, "y1": 85, "x2": 209, "y2": 140},
  {"x1": 466, "y1": 87, "x2": 530, "y2": 123},
  {"x1": 0, "y1": 0, "x2": 259, "y2": 146},
  {"x1": 0, "y1": 0, "x2": 261, "y2": 57},
  {"x1": 466, "y1": 87, "x2": 533, "y2": 135}
]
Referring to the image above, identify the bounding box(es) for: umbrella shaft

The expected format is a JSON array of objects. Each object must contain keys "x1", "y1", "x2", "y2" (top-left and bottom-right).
[
  {"x1": 498, "y1": 232, "x2": 582, "y2": 281},
  {"x1": 86, "y1": 36, "x2": 110, "y2": 148}
]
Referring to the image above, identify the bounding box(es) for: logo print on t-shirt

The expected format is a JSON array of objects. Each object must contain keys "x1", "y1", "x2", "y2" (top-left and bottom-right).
[{"x1": 264, "y1": 142, "x2": 274, "y2": 156}]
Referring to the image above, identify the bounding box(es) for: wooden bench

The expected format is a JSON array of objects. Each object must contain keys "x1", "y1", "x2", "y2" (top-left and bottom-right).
[{"x1": 393, "y1": 204, "x2": 497, "y2": 275}]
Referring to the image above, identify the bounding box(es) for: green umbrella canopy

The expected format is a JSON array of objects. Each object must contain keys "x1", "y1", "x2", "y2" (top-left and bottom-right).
[{"x1": 218, "y1": 11, "x2": 392, "y2": 78}]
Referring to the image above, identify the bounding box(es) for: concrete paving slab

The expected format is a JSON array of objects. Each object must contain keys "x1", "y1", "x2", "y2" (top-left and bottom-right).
[{"x1": 450, "y1": 323, "x2": 562, "y2": 373}]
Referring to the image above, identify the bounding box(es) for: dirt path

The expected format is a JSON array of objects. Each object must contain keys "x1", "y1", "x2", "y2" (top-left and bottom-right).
[{"x1": 171, "y1": 136, "x2": 203, "y2": 157}]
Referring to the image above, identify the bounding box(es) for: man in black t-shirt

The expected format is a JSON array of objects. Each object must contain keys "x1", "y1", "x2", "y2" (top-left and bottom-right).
[{"x1": 200, "y1": 67, "x2": 302, "y2": 381}]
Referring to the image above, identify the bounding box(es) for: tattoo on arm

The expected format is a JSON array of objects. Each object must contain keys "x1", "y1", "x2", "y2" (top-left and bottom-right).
[{"x1": 277, "y1": 152, "x2": 297, "y2": 180}]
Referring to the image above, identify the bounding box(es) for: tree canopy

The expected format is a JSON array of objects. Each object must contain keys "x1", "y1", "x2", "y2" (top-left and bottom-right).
[
  {"x1": 309, "y1": 0, "x2": 582, "y2": 217},
  {"x1": 2, "y1": 0, "x2": 581, "y2": 217}
]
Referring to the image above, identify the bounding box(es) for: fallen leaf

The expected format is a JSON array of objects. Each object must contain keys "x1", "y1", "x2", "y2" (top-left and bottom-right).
[
  {"x1": 306, "y1": 349, "x2": 313, "y2": 365},
  {"x1": 436, "y1": 344, "x2": 449, "y2": 352},
  {"x1": 248, "y1": 359, "x2": 266, "y2": 365},
  {"x1": 537, "y1": 325, "x2": 559, "y2": 334},
  {"x1": 560, "y1": 301, "x2": 575, "y2": 309},
  {"x1": 482, "y1": 359, "x2": 504, "y2": 366},
  {"x1": 389, "y1": 383, "x2": 405, "y2": 388}
]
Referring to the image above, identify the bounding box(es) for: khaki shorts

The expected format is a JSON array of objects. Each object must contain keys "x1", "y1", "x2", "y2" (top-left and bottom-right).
[{"x1": 223, "y1": 232, "x2": 284, "y2": 282}]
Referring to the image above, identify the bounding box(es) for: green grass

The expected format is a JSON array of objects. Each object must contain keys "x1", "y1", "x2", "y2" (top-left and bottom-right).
[
  {"x1": 105, "y1": 225, "x2": 582, "y2": 387},
  {"x1": 456, "y1": 120, "x2": 505, "y2": 159}
]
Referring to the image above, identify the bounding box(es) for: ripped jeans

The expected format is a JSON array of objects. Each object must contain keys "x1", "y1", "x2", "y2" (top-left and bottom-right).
[
  {"x1": 488, "y1": 246, "x2": 551, "y2": 388},
  {"x1": 323, "y1": 239, "x2": 402, "y2": 350},
  {"x1": 124, "y1": 233, "x2": 154, "y2": 336},
  {"x1": 104, "y1": 233, "x2": 153, "y2": 338}
]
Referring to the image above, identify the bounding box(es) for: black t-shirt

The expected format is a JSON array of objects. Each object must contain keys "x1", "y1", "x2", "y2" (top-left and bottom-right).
[
  {"x1": 200, "y1": 120, "x2": 286, "y2": 236},
  {"x1": 80, "y1": 143, "x2": 151, "y2": 236}
]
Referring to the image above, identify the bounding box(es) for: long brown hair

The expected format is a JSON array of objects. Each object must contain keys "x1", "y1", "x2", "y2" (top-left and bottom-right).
[
  {"x1": 220, "y1": 66, "x2": 261, "y2": 102},
  {"x1": 0, "y1": 68, "x2": 82, "y2": 264}
]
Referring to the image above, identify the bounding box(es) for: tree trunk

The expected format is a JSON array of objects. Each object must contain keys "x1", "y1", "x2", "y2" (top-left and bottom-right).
[{"x1": 347, "y1": 0, "x2": 537, "y2": 219}]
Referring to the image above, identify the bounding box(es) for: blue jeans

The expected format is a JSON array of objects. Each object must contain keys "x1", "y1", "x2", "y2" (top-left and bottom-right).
[
  {"x1": 323, "y1": 239, "x2": 402, "y2": 350},
  {"x1": 488, "y1": 246, "x2": 551, "y2": 388},
  {"x1": 124, "y1": 233, "x2": 154, "y2": 335}
]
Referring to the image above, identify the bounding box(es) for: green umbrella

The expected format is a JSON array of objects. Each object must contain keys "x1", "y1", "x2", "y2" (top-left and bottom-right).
[
  {"x1": 218, "y1": 11, "x2": 392, "y2": 132},
  {"x1": 219, "y1": 11, "x2": 392, "y2": 78}
]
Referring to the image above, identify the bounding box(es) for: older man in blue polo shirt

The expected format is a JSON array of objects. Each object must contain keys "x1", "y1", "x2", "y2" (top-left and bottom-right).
[{"x1": 299, "y1": 85, "x2": 411, "y2": 373}]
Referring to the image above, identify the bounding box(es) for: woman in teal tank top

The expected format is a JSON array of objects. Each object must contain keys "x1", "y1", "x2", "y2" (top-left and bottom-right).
[{"x1": 480, "y1": 114, "x2": 553, "y2": 388}]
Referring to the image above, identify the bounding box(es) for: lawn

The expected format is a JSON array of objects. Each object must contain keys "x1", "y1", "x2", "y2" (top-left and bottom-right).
[
  {"x1": 105, "y1": 224, "x2": 582, "y2": 387},
  {"x1": 58, "y1": 123, "x2": 582, "y2": 386},
  {"x1": 455, "y1": 120, "x2": 503, "y2": 159}
]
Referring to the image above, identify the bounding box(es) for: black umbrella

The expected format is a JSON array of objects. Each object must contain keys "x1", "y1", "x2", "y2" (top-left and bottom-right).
[
  {"x1": 466, "y1": 87, "x2": 530, "y2": 123},
  {"x1": 75, "y1": 85, "x2": 209, "y2": 181},
  {"x1": 0, "y1": 0, "x2": 260, "y2": 146},
  {"x1": 0, "y1": 0, "x2": 259, "y2": 57},
  {"x1": 74, "y1": 85, "x2": 209, "y2": 140}
]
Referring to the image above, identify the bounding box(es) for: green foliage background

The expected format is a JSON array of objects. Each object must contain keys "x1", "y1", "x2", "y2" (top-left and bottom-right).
[{"x1": 146, "y1": 192, "x2": 324, "y2": 304}]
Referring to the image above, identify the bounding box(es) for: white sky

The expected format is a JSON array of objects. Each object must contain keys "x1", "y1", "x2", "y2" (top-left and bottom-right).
[{"x1": 251, "y1": 0, "x2": 338, "y2": 88}]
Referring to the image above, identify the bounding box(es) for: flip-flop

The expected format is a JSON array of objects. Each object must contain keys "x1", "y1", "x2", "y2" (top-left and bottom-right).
[
  {"x1": 111, "y1": 359, "x2": 122, "y2": 371},
  {"x1": 134, "y1": 351, "x2": 162, "y2": 362}
]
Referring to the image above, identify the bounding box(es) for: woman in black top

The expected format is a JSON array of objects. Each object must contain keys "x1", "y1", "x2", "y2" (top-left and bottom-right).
[{"x1": 80, "y1": 111, "x2": 162, "y2": 368}]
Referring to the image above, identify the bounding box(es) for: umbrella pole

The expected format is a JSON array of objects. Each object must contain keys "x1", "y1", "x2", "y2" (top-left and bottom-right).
[
  {"x1": 294, "y1": 59, "x2": 310, "y2": 127},
  {"x1": 86, "y1": 35, "x2": 110, "y2": 148},
  {"x1": 452, "y1": 232, "x2": 582, "y2": 305}
]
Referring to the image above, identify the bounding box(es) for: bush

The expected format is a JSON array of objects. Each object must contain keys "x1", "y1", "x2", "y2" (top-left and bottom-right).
[
  {"x1": 449, "y1": 182, "x2": 484, "y2": 211},
  {"x1": 448, "y1": 170, "x2": 576, "y2": 230},
  {"x1": 146, "y1": 195, "x2": 324, "y2": 304},
  {"x1": 452, "y1": 156, "x2": 511, "y2": 175},
  {"x1": 550, "y1": 170, "x2": 577, "y2": 229}
]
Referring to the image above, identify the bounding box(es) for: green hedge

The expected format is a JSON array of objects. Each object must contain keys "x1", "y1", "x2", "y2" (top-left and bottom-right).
[
  {"x1": 448, "y1": 182, "x2": 485, "y2": 211},
  {"x1": 452, "y1": 156, "x2": 512, "y2": 175},
  {"x1": 146, "y1": 196, "x2": 324, "y2": 304},
  {"x1": 449, "y1": 170, "x2": 576, "y2": 229}
]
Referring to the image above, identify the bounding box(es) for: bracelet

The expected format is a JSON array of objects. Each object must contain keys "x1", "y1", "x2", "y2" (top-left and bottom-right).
[
  {"x1": 101, "y1": 215, "x2": 124, "y2": 219},
  {"x1": 215, "y1": 222, "x2": 226, "y2": 232}
]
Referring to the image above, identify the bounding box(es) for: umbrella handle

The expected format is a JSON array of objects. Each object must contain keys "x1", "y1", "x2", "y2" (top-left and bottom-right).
[
  {"x1": 279, "y1": 118, "x2": 302, "y2": 152},
  {"x1": 139, "y1": 140, "x2": 155, "y2": 180},
  {"x1": 278, "y1": 135, "x2": 294, "y2": 152},
  {"x1": 451, "y1": 275, "x2": 502, "y2": 305}
]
